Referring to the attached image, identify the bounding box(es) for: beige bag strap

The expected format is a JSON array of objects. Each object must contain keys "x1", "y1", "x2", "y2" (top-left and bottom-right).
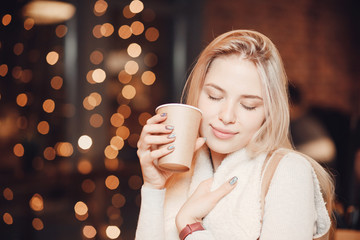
[
  {"x1": 259, "y1": 149, "x2": 330, "y2": 240},
  {"x1": 260, "y1": 149, "x2": 288, "y2": 220}
]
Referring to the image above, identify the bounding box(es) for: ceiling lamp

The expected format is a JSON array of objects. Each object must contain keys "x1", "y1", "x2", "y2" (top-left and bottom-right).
[{"x1": 22, "y1": 0, "x2": 76, "y2": 25}]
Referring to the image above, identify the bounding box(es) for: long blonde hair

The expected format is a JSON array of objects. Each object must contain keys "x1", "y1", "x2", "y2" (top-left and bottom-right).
[{"x1": 181, "y1": 29, "x2": 334, "y2": 217}]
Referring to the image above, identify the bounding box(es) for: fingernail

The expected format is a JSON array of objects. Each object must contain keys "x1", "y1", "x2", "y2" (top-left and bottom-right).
[
  {"x1": 203, "y1": 137, "x2": 207, "y2": 141},
  {"x1": 165, "y1": 125, "x2": 174, "y2": 130},
  {"x1": 167, "y1": 133, "x2": 176, "y2": 139},
  {"x1": 167, "y1": 145, "x2": 175, "y2": 150},
  {"x1": 160, "y1": 113, "x2": 167, "y2": 117},
  {"x1": 229, "y1": 176, "x2": 238, "y2": 185}
]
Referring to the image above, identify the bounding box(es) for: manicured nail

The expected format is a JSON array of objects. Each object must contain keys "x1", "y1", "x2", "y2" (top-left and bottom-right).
[
  {"x1": 160, "y1": 113, "x2": 167, "y2": 117},
  {"x1": 203, "y1": 137, "x2": 207, "y2": 141},
  {"x1": 229, "y1": 176, "x2": 238, "y2": 185},
  {"x1": 167, "y1": 145, "x2": 175, "y2": 150},
  {"x1": 165, "y1": 125, "x2": 174, "y2": 130},
  {"x1": 167, "y1": 133, "x2": 176, "y2": 139}
]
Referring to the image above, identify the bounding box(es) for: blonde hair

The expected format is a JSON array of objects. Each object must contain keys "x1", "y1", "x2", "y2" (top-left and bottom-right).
[{"x1": 181, "y1": 29, "x2": 334, "y2": 218}]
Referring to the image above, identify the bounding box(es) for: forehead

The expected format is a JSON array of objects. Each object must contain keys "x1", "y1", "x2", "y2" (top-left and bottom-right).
[{"x1": 204, "y1": 55, "x2": 263, "y2": 96}]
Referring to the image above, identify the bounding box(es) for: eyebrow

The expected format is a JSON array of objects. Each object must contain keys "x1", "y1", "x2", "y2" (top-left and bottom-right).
[{"x1": 204, "y1": 83, "x2": 263, "y2": 101}]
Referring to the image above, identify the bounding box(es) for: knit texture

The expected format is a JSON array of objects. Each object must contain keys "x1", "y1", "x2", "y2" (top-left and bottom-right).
[{"x1": 135, "y1": 147, "x2": 331, "y2": 240}]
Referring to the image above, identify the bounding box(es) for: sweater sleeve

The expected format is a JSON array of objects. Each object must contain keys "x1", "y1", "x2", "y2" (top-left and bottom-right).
[
  {"x1": 135, "y1": 185, "x2": 166, "y2": 240},
  {"x1": 260, "y1": 153, "x2": 316, "y2": 240}
]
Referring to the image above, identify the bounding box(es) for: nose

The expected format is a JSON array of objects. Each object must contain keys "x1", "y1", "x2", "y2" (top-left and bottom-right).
[{"x1": 219, "y1": 101, "x2": 236, "y2": 124}]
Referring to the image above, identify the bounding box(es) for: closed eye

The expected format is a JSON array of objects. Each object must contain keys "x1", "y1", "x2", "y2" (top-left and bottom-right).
[
  {"x1": 208, "y1": 95, "x2": 222, "y2": 101},
  {"x1": 241, "y1": 104, "x2": 256, "y2": 111}
]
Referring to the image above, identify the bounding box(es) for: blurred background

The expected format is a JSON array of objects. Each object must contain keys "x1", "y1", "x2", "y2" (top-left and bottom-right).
[{"x1": 0, "y1": 0, "x2": 359, "y2": 239}]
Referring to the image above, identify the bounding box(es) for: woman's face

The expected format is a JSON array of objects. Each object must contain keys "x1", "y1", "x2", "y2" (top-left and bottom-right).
[{"x1": 197, "y1": 54, "x2": 266, "y2": 158}]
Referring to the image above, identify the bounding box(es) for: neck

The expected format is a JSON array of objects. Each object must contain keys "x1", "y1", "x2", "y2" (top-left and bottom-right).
[{"x1": 210, "y1": 150, "x2": 227, "y2": 171}]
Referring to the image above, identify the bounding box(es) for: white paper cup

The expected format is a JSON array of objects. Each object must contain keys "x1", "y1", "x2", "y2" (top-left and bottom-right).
[{"x1": 155, "y1": 103, "x2": 202, "y2": 172}]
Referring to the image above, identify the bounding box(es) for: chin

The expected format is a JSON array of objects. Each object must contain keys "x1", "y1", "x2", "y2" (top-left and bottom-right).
[{"x1": 206, "y1": 141, "x2": 240, "y2": 155}]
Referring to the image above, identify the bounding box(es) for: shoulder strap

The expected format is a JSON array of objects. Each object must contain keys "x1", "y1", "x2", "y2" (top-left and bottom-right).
[
  {"x1": 260, "y1": 149, "x2": 288, "y2": 221},
  {"x1": 259, "y1": 149, "x2": 330, "y2": 240}
]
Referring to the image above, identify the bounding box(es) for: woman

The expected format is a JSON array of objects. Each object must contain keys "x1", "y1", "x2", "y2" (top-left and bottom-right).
[{"x1": 136, "y1": 30, "x2": 334, "y2": 239}]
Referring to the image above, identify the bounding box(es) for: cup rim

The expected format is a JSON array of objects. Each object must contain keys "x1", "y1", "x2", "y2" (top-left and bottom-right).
[{"x1": 155, "y1": 103, "x2": 202, "y2": 115}]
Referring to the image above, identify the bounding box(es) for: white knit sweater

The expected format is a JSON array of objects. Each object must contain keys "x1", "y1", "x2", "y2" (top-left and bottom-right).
[{"x1": 135, "y1": 147, "x2": 331, "y2": 240}]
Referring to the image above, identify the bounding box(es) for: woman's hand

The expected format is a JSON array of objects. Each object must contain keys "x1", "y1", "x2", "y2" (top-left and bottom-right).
[
  {"x1": 175, "y1": 176, "x2": 238, "y2": 232},
  {"x1": 137, "y1": 113, "x2": 206, "y2": 190},
  {"x1": 137, "y1": 113, "x2": 176, "y2": 189}
]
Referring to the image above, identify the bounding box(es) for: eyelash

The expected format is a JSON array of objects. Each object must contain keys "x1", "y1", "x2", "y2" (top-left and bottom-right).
[
  {"x1": 242, "y1": 104, "x2": 256, "y2": 111},
  {"x1": 208, "y1": 95, "x2": 221, "y2": 101},
  {"x1": 208, "y1": 95, "x2": 257, "y2": 111}
]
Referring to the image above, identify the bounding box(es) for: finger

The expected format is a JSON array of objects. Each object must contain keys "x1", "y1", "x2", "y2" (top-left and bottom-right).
[
  {"x1": 146, "y1": 113, "x2": 168, "y2": 125},
  {"x1": 148, "y1": 144, "x2": 176, "y2": 160},
  {"x1": 138, "y1": 134, "x2": 176, "y2": 150},
  {"x1": 194, "y1": 137, "x2": 206, "y2": 152},
  {"x1": 141, "y1": 123, "x2": 174, "y2": 136},
  {"x1": 210, "y1": 176, "x2": 238, "y2": 202}
]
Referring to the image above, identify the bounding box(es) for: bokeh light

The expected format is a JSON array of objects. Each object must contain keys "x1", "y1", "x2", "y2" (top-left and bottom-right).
[
  {"x1": 104, "y1": 145, "x2": 118, "y2": 159},
  {"x1": 24, "y1": 18, "x2": 35, "y2": 30},
  {"x1": 2, "y1": 14, "x2": 12, "y2": 26},
  {"x1": 29, "y1": 193, "x2": 44, "y2": 212},
  {"x1": 55, "y1": 142, "x2": 74, "y2": 157},
  {"x1": 74, "y1": 201, "x2": 88, "y2": 216},
  {"x1": 83, "y1": 225, "x2": 97, "y2": 238},
  {"x1": 92, "y1": 68, "x2": 106, "y2": 83},
  {"x1": 90, "y1": 50, "x2": 103, "y2": 65},
  {"x1": 128, "y1": 175, "x2": 142, "y2": 190},
  {"x1": 37, "y1": 121, "x2": 50, "y2": 135},
  {"x1": 127, "y1": 43, "x2": 142, "y2": 58},
  {"x1": 16, "y1": 93, "x2": 28, "y2": 107},
  {"x1": 3, "y1": 213, "x2": 13, "y2": 225},
  {"x1": 145, "y1": 27, "x2": 159, "y2": 42},
  {"x1": 13, "y1": 43, "x2": 24, "y2": 56},
  {"x1": 32, "y1": 218, "x2": 44, "y2": 231},
  {"x1": 129, "y1": 0, "x2": 144, "y2": 14},
  {"x1": 105, "y1": 175, "x2": 119, "y2": 190},
  {"x1": 112, "y1": 193, "x2": 126, "y2": 208},
  {"x1": 141, "y1": 70, "x2": 156, "y2": 85},
  {"x1": 106, "y1": 226, "x2": 121, "y2": 239},
  {"x1": 117, "y1": 104, "x2": 131, "y2": 118},
  {"x1": 116, "y1": 126, "x2": 130, "y2": 139},
  {"x1": 81, "y1": 179, "x2": 96, "y2": 193},
  {"x1": 130, "y1": 21, "x2": 144, "y2": 35},
  {"x1": 123, "y1": 5, "x2": 136, "y2": 19},
  {"x1": 77, "y1": 159, "x2": 93, "y2": 175},
  {"x1": 110, "y1": 136, "x2": 124, "y2": 150},
  {"x1": 122, "y1": 85, "x2": 136, "y2": 99},
  {"x1": 138, "y1": 112, "x2": 151, "y2": 126},
  {"x1": 0, "y1": 64, "x2": 8, "y2": 77},
  {"x1": 94, "y1": 0, "x2": 108, "y2": 16},
  {"x1": 118, "y1": 70, "x2": 132, "y2": 84},
  {"x1": 55, "y1": 24, "x2": 68, "y2": 38},
  {"x1": 43, "y1": 147, "x2": 56, "y2": 160},
  {"x1": 78, "y1": 135, "x2": 93, "y2": 150},
  {"x1": 118, "y1": 25, "x2": 132, "y2": 39},
  {"x1": 110, "y1": 113, "x2": 124, "y2": 127},
  {"x1": 124, "y1": 60, "x2": 139, "y2": 75},
  {"x1": 46, "y1": 51, "x2": 59, "y2": 65},
  {"x1": 104, "y1": 158, "x2": 119, "y2": 171},
  {"x1": 3, "y1": 188, "x2": 14, "y2": 201},
  {"x1": 90, "y1": 113, "x2": 103, "y2": 128},
  {"x1": 43, "y1": 99, "x2": 55, "y2": 113},
  {"x1": 143, "y1": 53, "x2": 158, "y2": 67},
  {"x1": 50, "y1": 76, "x2": 63, "y2": 90},
  {"x1": 13, "y1": 143, "x2": 24, "y2": 157},
  {"x1": 92, "y1": 24, "x2": 102, "y2": 38},
  {"x1": 100, "y1": 23, "x2": 114, "y2": 37}
]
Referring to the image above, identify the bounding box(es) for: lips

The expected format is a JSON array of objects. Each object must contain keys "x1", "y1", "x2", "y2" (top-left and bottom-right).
[{"x1": 211, "y1": 125, "x2": 238, "y2": 139}]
